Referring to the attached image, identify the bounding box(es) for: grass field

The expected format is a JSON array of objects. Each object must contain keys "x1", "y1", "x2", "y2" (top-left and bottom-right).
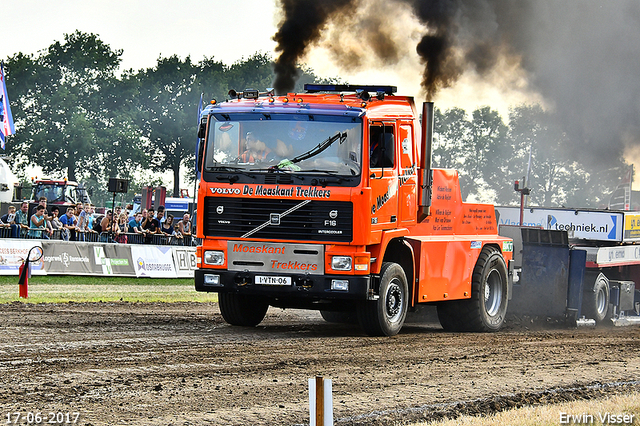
[
  {"x1": 0, "y1": 275, "x2": 218, "y2": 303},
  {"x1": 418, "y1": 391, "x2": 640, "y2": 426}
]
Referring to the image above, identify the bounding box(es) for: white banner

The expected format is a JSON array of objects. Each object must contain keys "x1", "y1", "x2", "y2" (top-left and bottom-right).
[
  {"x1": 130, "y1": 245, "x2": 177, "y2": 278},
  {"x1": 496, "y1": 206, "x2": 622, "y2": 242},
  {"x1": 172, "y1": 247, "x2": 197, "y2": 278},
  {"x1": 0, "y1": 240, "x2": 45, "y2": 275}
]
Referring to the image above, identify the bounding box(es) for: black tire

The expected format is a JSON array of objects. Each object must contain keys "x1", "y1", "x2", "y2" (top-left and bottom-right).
[
  {"x1": 437, "y1": 246, "x2": 508, "y2": 332},
  {"x1": 582, "y1": 273, "x2": 610, "y2": 324},
  {"x1": 218, "y1": 293, "x2": 269, "y2": 327},
  {"x1": 320, "y1": 310, "x2": 358, "y2": 324},
  {"x1": 357, "y1": 262, "x2": 408, "y2": 336}
]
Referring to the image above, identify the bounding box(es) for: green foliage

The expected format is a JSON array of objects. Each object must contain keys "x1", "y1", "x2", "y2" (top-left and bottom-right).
[
  {"x1": 434, "y1": 104, "x2": 631, "y2": 207},
  {"x1": 5, "y1": 31, "x2": 144, "y2": 186}
]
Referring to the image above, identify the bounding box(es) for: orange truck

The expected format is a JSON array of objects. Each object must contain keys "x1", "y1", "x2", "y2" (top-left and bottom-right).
[{"x1": 194, "y1": 84, "x2": 513, "y2": 336}]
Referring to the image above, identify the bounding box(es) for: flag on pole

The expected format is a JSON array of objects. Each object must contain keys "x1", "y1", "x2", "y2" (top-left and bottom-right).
[
  {"x1": 0, "y1": 62, "x2": 16, "y2": 150},
  {"x1": 195, "y1": 93, "x2": 203, "y2": 180}
]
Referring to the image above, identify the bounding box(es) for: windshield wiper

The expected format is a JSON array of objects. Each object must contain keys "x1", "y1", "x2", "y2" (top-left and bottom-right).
[
  {"x1": 292, "y1": 169, "x2": 339, "y2": 174},
  {"x1": 270, "y1": 131, "x2": 347, "y2": 171},
  {"x1": 204, "y1": 165, "x2": 255, "y2": 179},
  {"x1": 205, "y1": 165, "x2": 247, "y2": 171}
]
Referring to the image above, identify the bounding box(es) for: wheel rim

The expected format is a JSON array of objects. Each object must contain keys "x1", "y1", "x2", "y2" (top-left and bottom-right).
[
  {"x1": 385, "y1": 279, "x2": 404, "y2": 323},
  {"x1": 596, "y1": 285, "x2": 607, "y2": 315},
  {"x1": 484, "y1": 269, "x2": 503, "y2": 317}
]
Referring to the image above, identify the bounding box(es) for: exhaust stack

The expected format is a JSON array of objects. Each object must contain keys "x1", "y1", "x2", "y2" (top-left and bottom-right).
[{"x1": 418, "y1": 102, "x2": 434, "y2": 222}]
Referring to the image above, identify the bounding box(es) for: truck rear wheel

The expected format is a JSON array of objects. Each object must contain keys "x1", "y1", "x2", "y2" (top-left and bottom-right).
[
  {"x1": 582, "y1": 273, "x2": 610, "y2": 324},
  {"x1": 437, "y1": 246, "x2": 508, "y2": 332},
  {"x1": 357, "y1": 262, "x2": 408, "y2": 336},
  {"x1": 218, "y1": 293, "x2": 269, "y2": 327}
]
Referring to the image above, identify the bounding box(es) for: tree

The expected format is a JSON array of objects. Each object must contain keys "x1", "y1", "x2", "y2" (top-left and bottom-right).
[
  {"x1": 133, "y1": 55, "x2": 228, "y2": 196},
  {"x1": 507, "y1": 105, "x2": 585, "y2": 207},
  {"x1": 459, "y1": 107, "x2": 509, "y2": 202},
  {"x1": 5, "y1": 31, "x2": 142, "y2": 184},
  {"x1": 433, "y1": 107, "x2": 471, "y2": 171}
]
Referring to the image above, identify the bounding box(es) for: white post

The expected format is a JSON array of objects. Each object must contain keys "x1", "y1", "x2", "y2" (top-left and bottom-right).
[{"x1": 309, "y1": 376, "x2": 333, "y2": 426}]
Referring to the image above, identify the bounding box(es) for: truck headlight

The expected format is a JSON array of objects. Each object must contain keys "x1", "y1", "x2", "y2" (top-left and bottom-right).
[
  {"x1": 331, "y1": 256, "x2": 352, "y2": 271},
  {"x1": 203, "y1": 250, "x2": 225, "y2": 266}
]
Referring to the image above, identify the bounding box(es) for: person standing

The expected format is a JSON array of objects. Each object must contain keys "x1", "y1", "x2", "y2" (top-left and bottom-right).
[
  {"x1": 156, "y1": 206, "x2": 166, "y2": 224},
  {"x1": 128, "y1": 212, "x2": 143, "y2": 233},
  {"x1": 114, "y1": 212, "x2": 129, "y2": 244},
  {"x1": 142, "y1": 208, "x2": 159, "y2": 243},
  {"x1": 1, "y1": 205, "x2": 19, "y2": 238},
  {"x1": 49, "y1": 206, "x2": 63, "y2": 238},
  {"x1": 15, "y1": 202, "x2": 30, "y2": 238},
  {"x1": 32, "y1": 196, "x2": 47, "y2": 213},
  {"x1": 86, "y1": 204, "x2": 97, "y2": 237},
  {"x1": 160, "y1": 214, "x2": 177, "y2": 244},
  {"x1": 28, "y1": 205, "x2": 49, "y2": 239},
  {"x1": 59, "y1": 207, "x2": 78, "y2": 241},
  {"x1": 177, "y1": 213, "x2": 192, "y2": 245},
  {"x1": 76, "y1": 203, "x2": 89, "y2": 241},
  {"x1": 99, "y1": 210, "x2": 114, "y2": 242}
]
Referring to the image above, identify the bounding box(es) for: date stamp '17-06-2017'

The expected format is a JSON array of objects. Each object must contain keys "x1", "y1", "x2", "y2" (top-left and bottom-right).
[{"x1": 5, "y1": 412, "x2": 81, "y2": 425}]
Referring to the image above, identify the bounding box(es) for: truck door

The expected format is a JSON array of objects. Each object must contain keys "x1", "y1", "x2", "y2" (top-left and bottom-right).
[
  {"x1": 398, "y1": 122, "x2": 417, "y2": 225},
  {"x1": 369, "y1": 121, "x2": 399, "y2": 229}
]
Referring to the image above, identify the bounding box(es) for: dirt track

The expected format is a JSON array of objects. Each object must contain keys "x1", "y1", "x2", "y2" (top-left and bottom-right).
[{"x1": 1, "y1": 302, "x2": 639, "y2": 426}]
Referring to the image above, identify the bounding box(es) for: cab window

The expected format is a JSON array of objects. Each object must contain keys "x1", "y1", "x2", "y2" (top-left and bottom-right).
[{"x1": 370, "y1": 125, "x2": 395, "y2": 168}]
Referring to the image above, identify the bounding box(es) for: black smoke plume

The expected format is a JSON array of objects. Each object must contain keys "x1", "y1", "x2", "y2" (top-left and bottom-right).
[
  {"x1": 272, "y1": 0, "x2": 356, "y2": 94},
  {"x1": 273, "y1": 0, "x2": 640, "y2": 168}
]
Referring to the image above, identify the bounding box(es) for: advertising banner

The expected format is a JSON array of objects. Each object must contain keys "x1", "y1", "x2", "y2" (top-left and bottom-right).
[
  {"x1": 1, "y1": 240, "x2": 192, "y2": 278},
  {"x1": 92, "y1": 244, "x2": 136, "y2": 276},
  {"x1": 496, "y1": 206, "x2": 622, "y2": 242},
  {"x1": 623, "y1": 212, "x2": 640, "y2": 242},
  {"x1": 42, "y1": 241, "x2": 93, "y2": 275},
  {"x1": 172, "y1": 247, "x2": 197, "y2": 278},
  {"x1": 42, "y1": 241, "x2": 136, "y2": 276},
  {"x1": 130, "y1": 245, "x2": 177, "y2": 278},
  {"x1": 0, "y1": 240, "x2": 45, "y2": 275}
]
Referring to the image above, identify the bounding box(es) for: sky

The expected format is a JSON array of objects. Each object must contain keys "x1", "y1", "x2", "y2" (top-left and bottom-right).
[
  {"x1": 2, "y1": 1, "x2": 278, "y2": 72},
  {"x1": 1, "y1": 0, "x2": 523, "y2": 118}
]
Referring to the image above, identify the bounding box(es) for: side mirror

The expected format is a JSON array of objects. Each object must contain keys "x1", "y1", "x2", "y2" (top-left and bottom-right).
[
  {"x1": 197, "y1": 118, "x2": 207, "y2": 139},
  {"x1": 197, "y1": 139, "x2": 205, "y2": 175}
]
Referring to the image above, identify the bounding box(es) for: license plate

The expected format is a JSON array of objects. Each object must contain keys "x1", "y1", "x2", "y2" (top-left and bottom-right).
[{"x1": 256, "y1": 275, "x2": 292, "y2": 286}]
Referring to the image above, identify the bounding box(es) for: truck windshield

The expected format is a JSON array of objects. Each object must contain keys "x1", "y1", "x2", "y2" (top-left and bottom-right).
[
  {"x1": 33, "y1": 184, "x2": 73, "y2": 204},
  {"x1": 203, "y1": 114, "x2": 362, "y2": 176}
]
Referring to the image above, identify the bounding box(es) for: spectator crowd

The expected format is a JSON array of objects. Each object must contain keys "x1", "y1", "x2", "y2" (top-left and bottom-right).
[{"x1": 0, "y1": 198, "x2": 194, "y2": 246}]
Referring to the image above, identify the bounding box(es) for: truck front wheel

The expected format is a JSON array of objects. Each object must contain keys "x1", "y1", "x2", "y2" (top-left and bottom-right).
[
  {"x1": 437, "y1": 246, "x2": 508, "y2": 332},
  {"x1": 357, "y1": 262, "x2": 408, "y2": 336},
  {"x1": 218, "y1": 293, "x2": 269, "y2": 327}
]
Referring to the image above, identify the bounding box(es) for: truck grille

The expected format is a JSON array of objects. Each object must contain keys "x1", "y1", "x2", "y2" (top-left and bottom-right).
[{"x1": 203, "y1": 197, "x2": 353, "y2": 242}]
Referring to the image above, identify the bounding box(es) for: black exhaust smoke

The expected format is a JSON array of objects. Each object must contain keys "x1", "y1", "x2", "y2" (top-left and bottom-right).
[
  {"x1": 272, "y1": 0, "x2": 356, "y2": 95},
  {"x1": 273, "y1": 0, "x2": 640, "y2": 169}
]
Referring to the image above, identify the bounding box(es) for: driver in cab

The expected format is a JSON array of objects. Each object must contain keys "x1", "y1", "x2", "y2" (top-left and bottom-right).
[{"x1": 240, "y1": 132, "x2": 273, "y2": 163}]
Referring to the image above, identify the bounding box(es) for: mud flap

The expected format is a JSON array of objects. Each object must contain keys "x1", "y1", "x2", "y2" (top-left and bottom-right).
[
  {"x1": 566, "y1": 249, "x2": 587, "y2": 323},
  {"x1": 508, "y1": 228, "x2": 585, "y2": 321}
]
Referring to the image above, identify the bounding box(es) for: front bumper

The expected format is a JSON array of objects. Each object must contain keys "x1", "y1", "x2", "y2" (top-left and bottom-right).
[{"x1": 195, "y1": 269, "x2": 371, "y2": 302}]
